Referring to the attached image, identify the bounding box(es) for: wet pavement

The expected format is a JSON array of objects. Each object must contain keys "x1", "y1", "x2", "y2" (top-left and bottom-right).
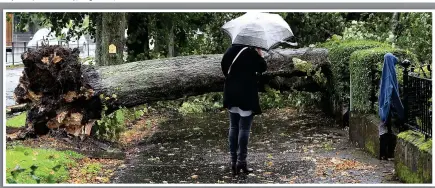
[
  {"x1": 5, "y1": 67, "x2": 24, "y2": 106},
  {"x1": 111, "y1": 108, "x2": 399, "y2": 184}
]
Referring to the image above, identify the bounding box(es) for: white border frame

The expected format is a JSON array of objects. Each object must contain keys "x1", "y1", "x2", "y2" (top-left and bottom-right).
[
  {"x1": 3, "y1": 8, "x2": 434, "y2": 187},
  {"x1": 4, "y1": 0, "x2": 435, "y2": 3}
]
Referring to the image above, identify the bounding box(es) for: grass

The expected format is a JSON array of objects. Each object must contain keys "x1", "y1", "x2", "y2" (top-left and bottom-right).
[
  {"x1": 6, "y1": 112, "x2": 27, "y2": 128},
  {"x1": 6, "y1": 145, "x2": 83, "y2": 184},
  {"x1": 6, "y1": 64, "x2": 24, "y2": 69}
]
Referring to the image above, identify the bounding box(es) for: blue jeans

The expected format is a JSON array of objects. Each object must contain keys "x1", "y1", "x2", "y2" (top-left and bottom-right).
[{"x1": 228, "y1": 112, "x2": 253, "y2": 163}]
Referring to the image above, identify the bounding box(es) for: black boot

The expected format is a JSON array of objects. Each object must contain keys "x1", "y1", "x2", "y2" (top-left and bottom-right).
[
  {"x1": 231, "y1": 162, "x2": 238, "y2": 176},
  {"x1": 386, "y1": 133, "x2": 396, "y2": 159},
  {"x1": 379, "y1": 134, "x2": 388, "y2": 160},
  {"x1": 230, "y1": 152, "x2": 238, "y2": 176},
  {"x1": 237, "y1": 161, "x2": 254, "y2": 174}
]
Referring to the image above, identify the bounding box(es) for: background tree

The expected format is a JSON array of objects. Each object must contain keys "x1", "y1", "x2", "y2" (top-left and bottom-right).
[{"x1": 99, "y1": 13, "x2": 126, "y2": 66}]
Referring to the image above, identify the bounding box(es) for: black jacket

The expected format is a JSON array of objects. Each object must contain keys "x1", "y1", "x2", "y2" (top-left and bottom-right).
[{"x1": 221, "y1": 45, "x2": 267, "y2": 115}]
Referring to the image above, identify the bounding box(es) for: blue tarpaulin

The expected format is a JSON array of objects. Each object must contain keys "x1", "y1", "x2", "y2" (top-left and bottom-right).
[{"x1": 378, "y1": 53, "x2": 404, "y2": 123}]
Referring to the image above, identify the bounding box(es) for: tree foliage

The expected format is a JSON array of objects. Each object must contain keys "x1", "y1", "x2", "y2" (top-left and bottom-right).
[
  {"x1": 10, "y1": 12, "x2": 431, "y2": 64},
  {"x1": 284, "y1": 12, "x2": 346, "y2": 47},
  {"x1": 12, "y1": 13, "x2": 95, "y2": 41}
]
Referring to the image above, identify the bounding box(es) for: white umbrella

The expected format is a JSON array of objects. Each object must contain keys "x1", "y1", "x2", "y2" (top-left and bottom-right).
[{"x1": 222, "y1": 12, "x2": 294, "y2": 50}]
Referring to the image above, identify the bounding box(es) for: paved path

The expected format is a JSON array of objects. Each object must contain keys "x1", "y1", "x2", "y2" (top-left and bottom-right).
[
  {"x1": 5, "y1": 67, "x2": 24, "y2": 107},
  {"x1": 112, "y1": 108, "x2": 399, "y2": 184}
]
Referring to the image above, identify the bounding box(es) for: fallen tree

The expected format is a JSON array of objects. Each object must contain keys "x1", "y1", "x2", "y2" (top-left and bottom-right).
[
  {"x1": 6, "y1": 104, "x2": 28, "y2": 115},
  {"x1": 13, "y1": 46, "x2": 329, "y2": 137}
]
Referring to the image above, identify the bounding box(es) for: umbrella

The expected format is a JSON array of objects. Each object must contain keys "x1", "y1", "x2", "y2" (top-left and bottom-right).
[{"x1": 221, "y1": 12, "x2": 294, "y2": 50}]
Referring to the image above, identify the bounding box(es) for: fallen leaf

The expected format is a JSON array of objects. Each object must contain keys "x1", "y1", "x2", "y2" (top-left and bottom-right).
[{"x1": 331, "y1": 157, "x2": 341, "y2": 164}]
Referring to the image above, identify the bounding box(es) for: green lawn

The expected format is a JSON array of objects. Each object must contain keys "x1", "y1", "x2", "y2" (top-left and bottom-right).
[
  {"x1": 6, "y1": 146, "x2": 83, "y2": 184},
  {"x1": 6, "y1": 113, "x2": 26, "y2": 128},
  {"x1": 6, "y1": 64, "x2": 24, "y2": 69}
]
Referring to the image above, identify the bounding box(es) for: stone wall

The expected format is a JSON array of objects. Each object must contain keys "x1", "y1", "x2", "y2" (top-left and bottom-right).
[
  {"x1": 349, "y1": 113, "x2": 381, "y2": 157},
  {"x1": 349, "y1": 113, "x2": 397, "y2": 158},
  {"x1": 395, "y1": 130, "x2": 432, "y2": 183}
]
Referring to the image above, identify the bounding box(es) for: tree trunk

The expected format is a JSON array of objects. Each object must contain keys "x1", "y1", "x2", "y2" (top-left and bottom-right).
[
  {"x1": 94, "y1": 13, "x2": 103, "y2": 65},
  {"x1": 390, "y1": 12, "x2": 400, "y2": 36},
  {"x1": 6, "y1": 104, "x2": 28, "y2": 115},
  {"x1": 100, "y1": 13, "x2": 126, "y2": 66},
  {"x1": 14, "y1": 46, "x2": 329, "y2": 137},
  {"x1": 167, "y1": 24, "x2": 175, "y2": 57},
  {"x1": 126, "y1": 13, "x2": 150, "y2": 62}
]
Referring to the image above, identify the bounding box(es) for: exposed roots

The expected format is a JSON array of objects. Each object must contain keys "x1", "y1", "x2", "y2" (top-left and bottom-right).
[{"x1": 14, "y1": 46, "x2": 102, "y2": 136}]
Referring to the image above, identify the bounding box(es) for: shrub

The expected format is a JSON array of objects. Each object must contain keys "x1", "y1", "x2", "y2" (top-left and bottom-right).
[
  {"x1": 318, "y1": 39, "x2": 390, "y2": 116},
  {"x1": 178, "y1": 92, "x2": 223, "y2": 115},
  {"x1": 94, "y1": 107, "x2": 127, "y2": 142},
  {"x1": 259, "y1": 86, "x2": 322, "y2": 110}
]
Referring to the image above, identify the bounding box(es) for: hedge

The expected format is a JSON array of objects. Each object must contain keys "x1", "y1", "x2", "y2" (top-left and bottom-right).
[
  {"x1": 349, "y1": 47, "x2": 418, "y2": 113},
  {"x1": 318, "y1": 40, "x2": 390, "y2": 116}
]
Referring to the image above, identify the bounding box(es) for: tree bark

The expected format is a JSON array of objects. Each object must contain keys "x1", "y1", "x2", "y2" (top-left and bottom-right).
[
  {"x1": 94, "y1": 13, "x2": 103, "y2": 65},
  {"x1": 14, "y1": 46, "x2": 329, "y2": 137},
  {"x1": 390, "y1": 12, "x2": 400, "y2": 36},
  {"x1": 6, "y1": 104, "x2": 28, "y2": 115},
  {"x1": 167, "y1": 24, "x2": 175, "y2": 57},
  {"x1": 100, "y1": 13, "x2": 126, "y2": 66}
]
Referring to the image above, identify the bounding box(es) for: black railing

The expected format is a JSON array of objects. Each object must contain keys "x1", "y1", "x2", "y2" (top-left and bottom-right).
[
  {"x1": 401, "y1": 61, "x2": 432, "y2": 138},
  {"x1": 5, "y1": 40, "x2": 94, "y2": 66}
]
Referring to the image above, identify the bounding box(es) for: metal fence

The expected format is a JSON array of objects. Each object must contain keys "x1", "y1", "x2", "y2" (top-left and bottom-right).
[
  {"x1": 5, "y1": 40, "x2": 96, "y2": 66},
  {"x1": 401, "y1": 61, "x2": 432, "y2": 138}
]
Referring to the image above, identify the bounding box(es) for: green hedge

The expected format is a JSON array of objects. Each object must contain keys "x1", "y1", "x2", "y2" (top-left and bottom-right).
[
  {"x1": 349, "y1": 47, "x2": 418, "y2": 113},
  {"x1": 318, "y1": 39, "x2": 390, "y2": 116}
]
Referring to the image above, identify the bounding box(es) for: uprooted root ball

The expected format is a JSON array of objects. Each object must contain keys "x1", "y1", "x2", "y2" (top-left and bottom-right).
[{"x1": 14, "y1": 46, "x2": 102, "y2": 136}]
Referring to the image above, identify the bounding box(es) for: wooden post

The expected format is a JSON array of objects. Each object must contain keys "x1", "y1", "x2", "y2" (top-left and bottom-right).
[{"x1": 11, "y1": 42, "x2": 14, "y2": 66}]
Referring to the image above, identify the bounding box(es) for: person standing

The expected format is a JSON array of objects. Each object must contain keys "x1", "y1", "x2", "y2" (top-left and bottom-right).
[
  {"x1": 221, "y1": 44, "x2": 267, "y2": 175},
  {"x1": 378, "y1": 53, "x2": 404, "y2": 160}
]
